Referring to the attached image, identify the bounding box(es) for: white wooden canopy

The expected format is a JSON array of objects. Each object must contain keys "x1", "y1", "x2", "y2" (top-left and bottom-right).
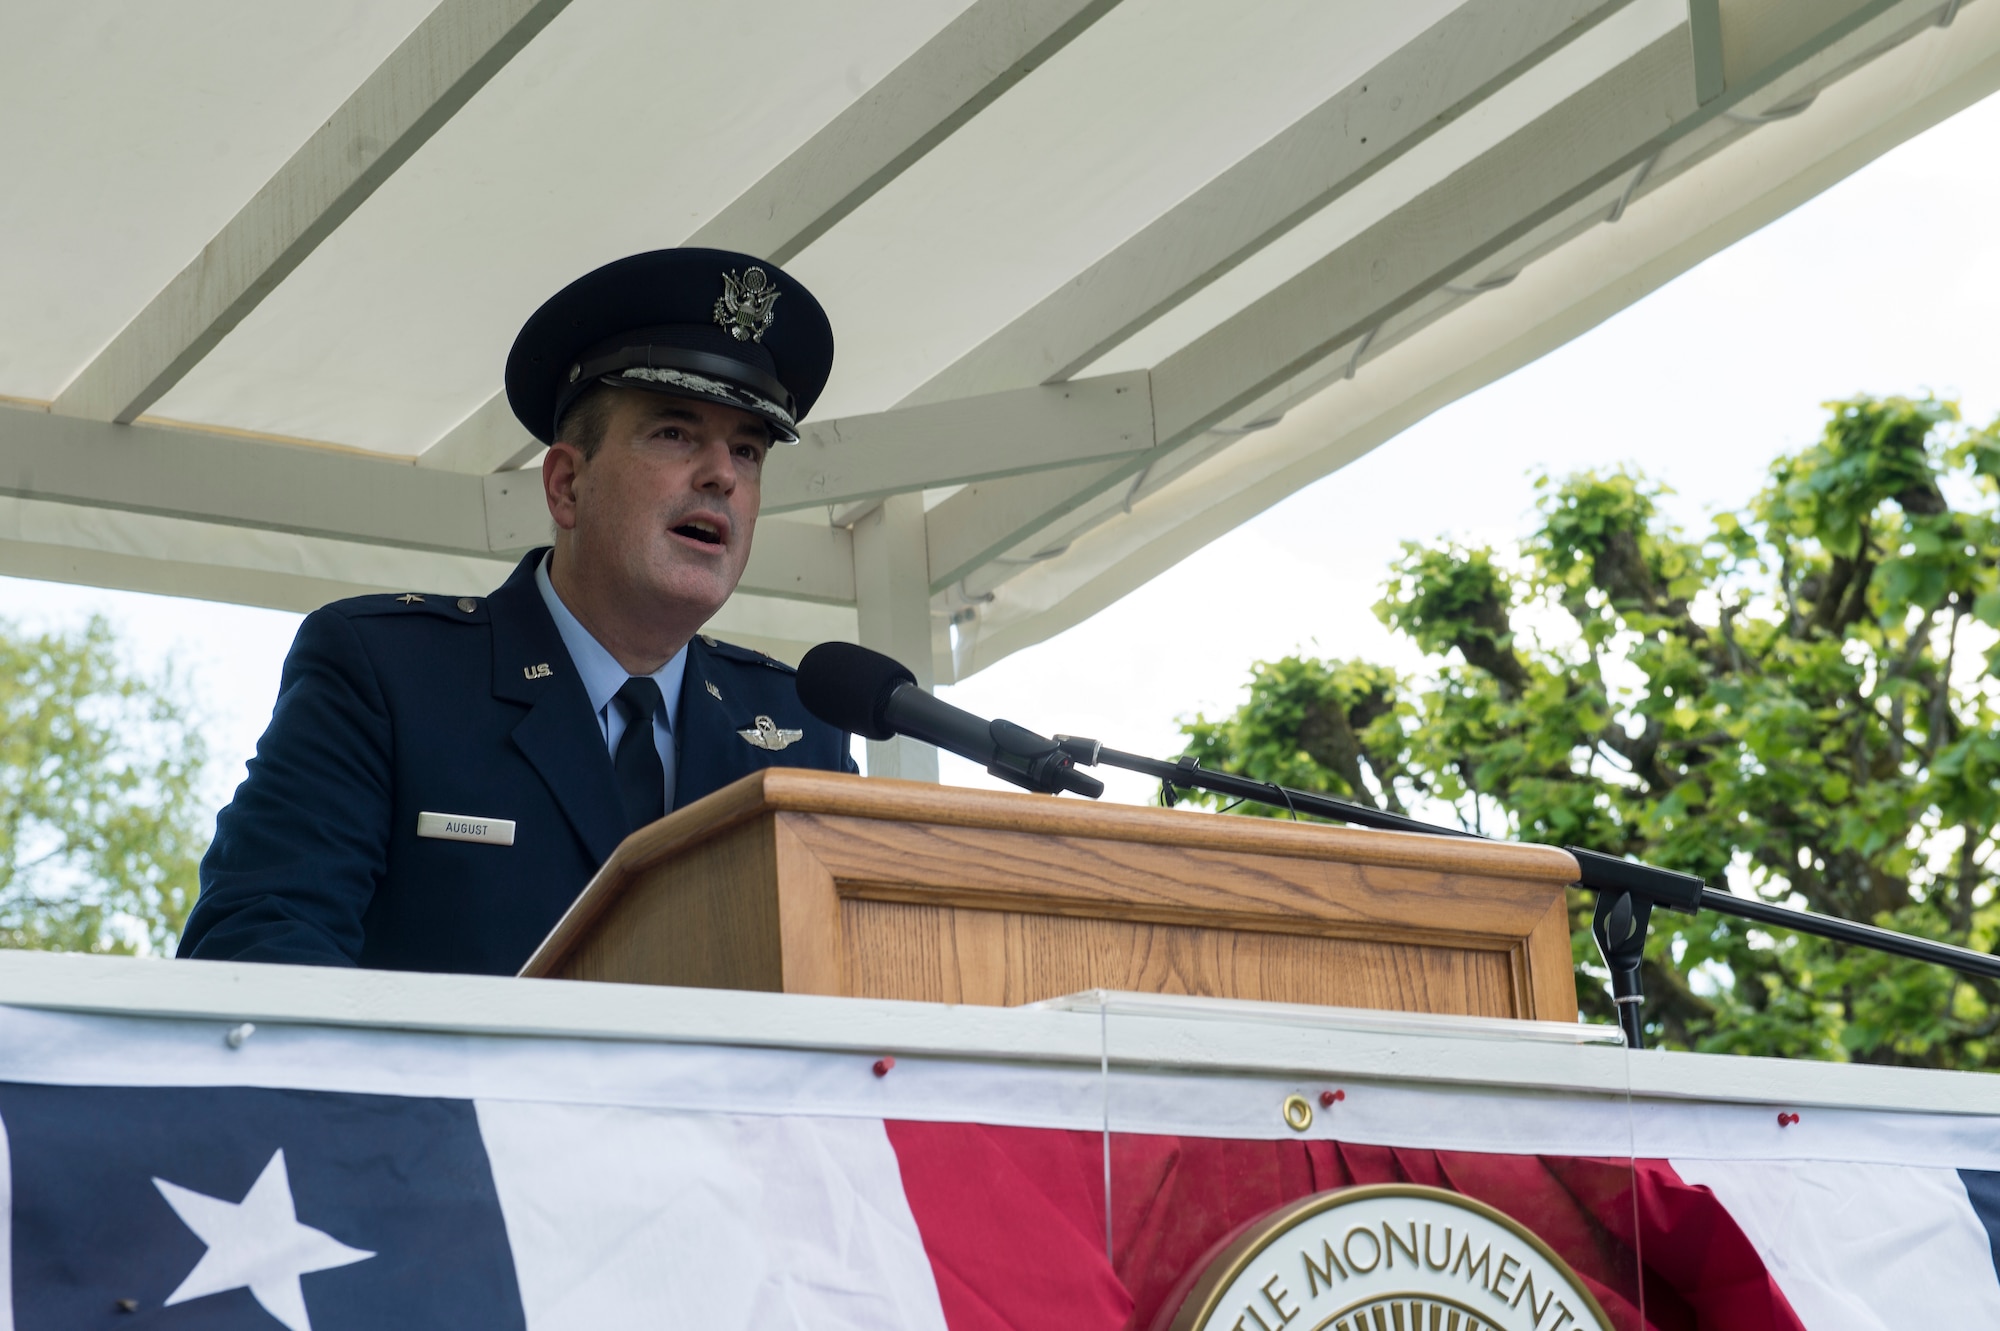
[{"x1": 4, "y1": 0, "x2": 1996, "y2": 749}]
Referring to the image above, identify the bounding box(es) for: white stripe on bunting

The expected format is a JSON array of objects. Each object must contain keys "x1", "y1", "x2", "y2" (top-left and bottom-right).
[
  {"x1": 476, "y1": 1102, "x2": 948, "y2": 1331},
  {"x1": 2, "y1": 1006, "x2": 1999, "y2": 1170},
  {"x1": 1672, "y1": 1158, "x2": 2000, "y2": 1328}
]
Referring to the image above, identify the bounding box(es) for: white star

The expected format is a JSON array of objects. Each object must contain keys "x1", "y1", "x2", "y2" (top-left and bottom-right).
[{"x1": 153, "y1": 1148, "x2": 373, "y2": 1331}]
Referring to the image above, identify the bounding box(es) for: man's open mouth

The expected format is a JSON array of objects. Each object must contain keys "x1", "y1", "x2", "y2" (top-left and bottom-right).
[{"x1": 673, "y1": 519, "x2": 726, "y2": 546}]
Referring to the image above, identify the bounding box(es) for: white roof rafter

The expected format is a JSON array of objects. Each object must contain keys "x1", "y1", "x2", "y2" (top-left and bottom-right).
[
  {"x1": 928, "y1": 0, "x2": 1991, "y2": 628},
  {"x1": 419, "y1": 0, "x2": 1127, "y2": 476},
  {"x1": 906, "y1": 0, "x2": 1632, "y2": 406},
  {"x1": 50, "y1": 0, "x2": 580, "y2": 426},
  {"x1": 956, "y1": 0, "x2": 1999, "y2": 671},
  {"x1": 0, "y1": 0, "x2": 1991, "y2": 688}
]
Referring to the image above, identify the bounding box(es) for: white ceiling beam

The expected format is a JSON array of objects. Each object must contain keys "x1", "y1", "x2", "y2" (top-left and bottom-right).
[
  {"x1": 0, "y1": 403, "x2": 849, "y2": 604},
  {"x1": 417, "y1": 0, "x2": 1127, "y2": 476},
  {"x1": 925, "y1": 0, "x2": 1932, "y2": 596},
  {"x1": 1146, "y1": 0, "x2": 1921, "y2": 448},
  {"x1": 0, "y1": 499, "x2": 520, "y2": 615},
  {"x1": 417, "y1": 395, "x2": 544, "y2": 474},
  {"x1": 461, "y1": 369, "x2": 1153, "y2": 594},
  {"x1": 1719, "y1": 0, "x2": 1899, "y2": 88},
  {"x1": 907, "y1": 0, "x2": 1648, "y2": 597},
  {"x1": 925, "y1": 458, "x2": 1131, "y2": 593},
  {"x1": 761, "y1": 370, "x2": 1152, "y2": 513},
  {"x1": 433, "y1": 352, "x2": 1157, "y2": 495},
  {"x1": 454, "y1": 364, "x2": 1156, "y2": 539},
  {"x1": 4, "y1": 405, "x2": 489, "y2": 550},
  {"x1": 739, "y1": 521, "x2": 856, "y2": 605},
  {"x1": 50, "y1": 0, "x2": 579, "y2": 426},
  {"x1": 906, "y1": 0, "x2": 1635, "y2": 407},
  {"x1": 1146, "y1": 28, "x2": 1697, "y2": 447},
  {"x1": 949, "y1": 0, "x2": 1982, "y2": 677},
  {"x1": 692, "y1": 0, "x2": 1125, "y2": 265},
  {"x1": 966, "y1": 1, "x2": 2000, "y2": 677},
  {"x1": 1689, "y1": 0, "x2": 1726, "y2": 105}
]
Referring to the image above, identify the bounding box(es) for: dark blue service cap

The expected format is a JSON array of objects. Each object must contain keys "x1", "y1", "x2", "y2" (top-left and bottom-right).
[{"x1": 505, "y1": 248, "x2": 834, "y2": 445}]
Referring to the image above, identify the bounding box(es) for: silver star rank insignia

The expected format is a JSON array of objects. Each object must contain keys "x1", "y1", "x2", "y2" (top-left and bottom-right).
[{"x1": 737, "y1": 715, "x2": 804, "y2": 751}]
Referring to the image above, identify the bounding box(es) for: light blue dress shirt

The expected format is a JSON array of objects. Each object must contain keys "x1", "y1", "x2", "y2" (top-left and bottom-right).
[{"x1": 535, "y1": 554, "x2": 688, "y2": 816}]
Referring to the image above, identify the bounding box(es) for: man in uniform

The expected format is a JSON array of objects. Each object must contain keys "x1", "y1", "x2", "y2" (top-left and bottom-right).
[{"x1": 178, "y1": 249, "x2": 857, "y2": 975}]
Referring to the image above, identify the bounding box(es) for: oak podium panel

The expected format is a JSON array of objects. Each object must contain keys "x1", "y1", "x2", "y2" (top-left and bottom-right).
[{"x1": 520, "y1": 770, "x2": 1581, "y2": 1021}]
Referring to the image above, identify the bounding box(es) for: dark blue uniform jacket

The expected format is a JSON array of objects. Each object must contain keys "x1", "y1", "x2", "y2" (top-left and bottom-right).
[{"x1": 179, "y1": 548, "x2": 856, "y2": 974}]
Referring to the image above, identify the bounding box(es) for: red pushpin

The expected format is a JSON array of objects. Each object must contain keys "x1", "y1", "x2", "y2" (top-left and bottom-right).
[
  {"x1": 1318, "y1": 1089, "x2": 1346, "y2": 1108},
  {"x1": 1777, "y1": 1111, "x2": 1801, "y2": 1127},
  {"x1": 873, "y1": 1057, "x2": 896, "y2": 1078}
]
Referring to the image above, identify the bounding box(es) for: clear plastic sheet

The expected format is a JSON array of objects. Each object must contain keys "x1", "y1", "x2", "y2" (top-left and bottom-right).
[{"x1": 1038, "y1": 992, "x2": 1642, "y2": 1331}]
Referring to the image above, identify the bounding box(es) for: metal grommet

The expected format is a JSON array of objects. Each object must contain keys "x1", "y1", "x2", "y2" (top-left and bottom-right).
[{"x1": 1282, "y1": 1093, "x2": 1313, "y2": 1133}]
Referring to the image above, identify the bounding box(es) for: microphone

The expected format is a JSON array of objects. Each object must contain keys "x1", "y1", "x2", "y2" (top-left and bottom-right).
[{"x1": 796, "y1": 642, "x2": 1103, "y2": 798}]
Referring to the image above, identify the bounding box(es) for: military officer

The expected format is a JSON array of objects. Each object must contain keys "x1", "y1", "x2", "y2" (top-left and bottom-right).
[{"x1": 178, "y1": 249, "x2": 857, "y2": 975}]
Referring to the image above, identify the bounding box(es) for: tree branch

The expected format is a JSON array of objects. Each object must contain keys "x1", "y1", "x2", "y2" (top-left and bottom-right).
[{"x1": 1296, "y1": 700, "x2": 1377, "y2": 811}]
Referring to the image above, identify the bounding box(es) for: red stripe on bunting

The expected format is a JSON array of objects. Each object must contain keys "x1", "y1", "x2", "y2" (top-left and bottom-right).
[
  {"x1": 886, "y1": 1125, "x2": 1803, "y2": 1331},
  {"x1": 884, "y1": 1121, "x2": 1133, "y2": 1331}
]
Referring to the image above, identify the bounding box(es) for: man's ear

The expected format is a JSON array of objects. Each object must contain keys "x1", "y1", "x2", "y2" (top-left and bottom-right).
[{"x1": 543, "y1": 443, "x2": 585, "y2": 532}]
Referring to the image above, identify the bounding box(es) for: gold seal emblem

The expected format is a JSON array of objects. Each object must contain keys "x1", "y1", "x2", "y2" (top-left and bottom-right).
[
  {"x1": 714, "y1": 266, "x2": 781, "y2": 343},
  {"x1": 1167, "y1": 1185, "x2": 1612, "y2": 1331}
]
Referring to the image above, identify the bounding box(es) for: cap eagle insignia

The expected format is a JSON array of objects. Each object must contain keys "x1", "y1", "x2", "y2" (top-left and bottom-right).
[
  {"x1": 737, "y1": 715, "x2": 804, "y2": 751},
  {"x1": 714, "y1": 267, "x2": 781, "y2": 343}
]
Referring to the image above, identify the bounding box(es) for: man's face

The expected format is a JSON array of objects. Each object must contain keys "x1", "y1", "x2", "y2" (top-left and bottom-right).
[{"x1": 546, "y1": 387, "x2": 771, "y2": 625}]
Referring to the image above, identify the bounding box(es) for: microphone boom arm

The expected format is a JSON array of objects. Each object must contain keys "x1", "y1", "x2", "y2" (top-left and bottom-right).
[
  {"x1": 1056, "y1": 739, "x2": 2000, "y2": 1048},
  {"x1": 794, "y1": 641, "x2": 1999, "y2": 1046}
]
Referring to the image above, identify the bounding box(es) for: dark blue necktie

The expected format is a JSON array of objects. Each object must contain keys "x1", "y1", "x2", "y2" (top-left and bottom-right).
[{"x1": 612, "y1": 676, "x2": 666, "y2": 832}]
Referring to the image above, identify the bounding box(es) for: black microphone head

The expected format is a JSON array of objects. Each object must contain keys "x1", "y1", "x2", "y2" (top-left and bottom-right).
[{"x1": 795, "y1": 641, "x2": 917, "y2": 741}]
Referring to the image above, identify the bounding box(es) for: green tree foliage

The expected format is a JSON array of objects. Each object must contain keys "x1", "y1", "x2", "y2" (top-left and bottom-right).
[
  {"x1": 0, "y1": 615, "x2": 209, "y2": 954},
  {"x1": 1181, "y1": 397, "x2": 2000, "y2": 1067}
]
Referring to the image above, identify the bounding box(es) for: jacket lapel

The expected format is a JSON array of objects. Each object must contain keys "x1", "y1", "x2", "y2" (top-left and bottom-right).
[
  {"x1": 673, "y1": 637, "x2": 763, "y2": 810},
  {"x1": 489, "y1": 550, "x2": 627, "y2": 866}
]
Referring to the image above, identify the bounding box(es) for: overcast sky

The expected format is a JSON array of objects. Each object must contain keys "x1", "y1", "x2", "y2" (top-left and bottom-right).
[{"x1": 4, "y1": 89, "x2": 1996, "y2": 816}]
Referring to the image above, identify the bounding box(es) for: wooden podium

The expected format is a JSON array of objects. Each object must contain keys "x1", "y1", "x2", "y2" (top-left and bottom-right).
[{"x1": 521, "y1": 770, "x2": 1581, "y2": 1021}]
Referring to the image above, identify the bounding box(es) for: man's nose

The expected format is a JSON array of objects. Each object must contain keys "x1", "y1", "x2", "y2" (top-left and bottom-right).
[{"x1": 691, "y1": 437, "x2": 737, "y2": 492}]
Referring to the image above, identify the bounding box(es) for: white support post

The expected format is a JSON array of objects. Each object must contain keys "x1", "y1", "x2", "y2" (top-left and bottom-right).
[{"x1": 852, "y1": 493, "x2": 938, "y2": 782}]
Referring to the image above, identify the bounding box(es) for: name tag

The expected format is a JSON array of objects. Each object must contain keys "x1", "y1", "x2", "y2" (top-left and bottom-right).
[{"x1": 417, "y1": 811, "x2": 515, "y2": 846}]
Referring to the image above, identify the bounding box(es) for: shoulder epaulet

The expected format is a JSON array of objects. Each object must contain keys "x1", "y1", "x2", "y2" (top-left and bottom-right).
[
  {"x1": 329, "y1": 592, "x2": 490, "y2": 623},
  {"x1": 696, "y1": 633, "x2": 796, "y2": 673}
]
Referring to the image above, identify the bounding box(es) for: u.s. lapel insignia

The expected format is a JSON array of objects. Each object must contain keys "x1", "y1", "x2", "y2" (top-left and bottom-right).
[
  {"x1": 738, "y1": 715, "x2": 803, "y2": 751},
  {"x1": 705, "y1": 681, "x2": 722, "y2": 700},
  {"x1": 713, "y1": 267, "x2": 781, "y2": 343}
]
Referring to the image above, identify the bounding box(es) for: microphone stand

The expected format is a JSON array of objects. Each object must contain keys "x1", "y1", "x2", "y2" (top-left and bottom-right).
[{"x1": 1049, "y1": 737, "x2": 2000, "y2": 1049}]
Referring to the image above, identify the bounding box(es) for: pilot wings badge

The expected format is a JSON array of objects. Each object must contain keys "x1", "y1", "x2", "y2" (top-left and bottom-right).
[
  {"x1": 713, "y1": 266, "x2": 781, "y2": 343},
  {"x1": 738, "y1": 715, "x2": 804, "y2": 751}
]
